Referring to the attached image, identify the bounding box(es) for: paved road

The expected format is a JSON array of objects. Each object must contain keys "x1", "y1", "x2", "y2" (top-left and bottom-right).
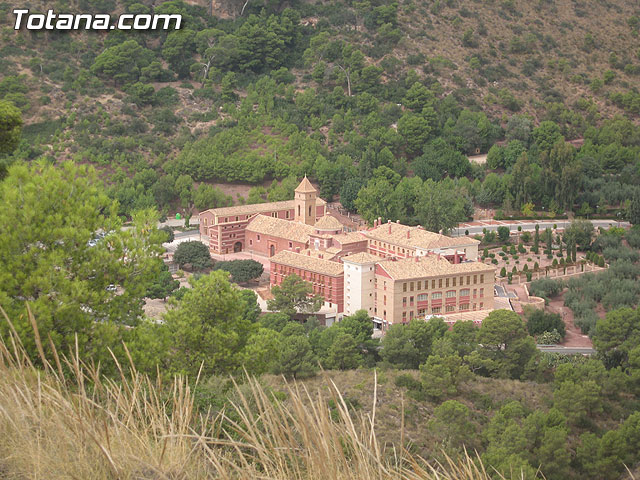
[
  {"x1": 174, "y1": 229, "x2": 201, "y2": 239},
  {"x1": 159, "y1": 218, "x2": 200, "y2": 228},
  {"x1": 537, "y1": 346, "x2": 596, "y2": 355},
  {"x1": 451, "y1": 219, "x2": 629, "y2": 237}
]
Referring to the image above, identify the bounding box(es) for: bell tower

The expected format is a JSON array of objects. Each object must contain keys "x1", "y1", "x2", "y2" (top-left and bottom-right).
[{"x1": 294, "y1": 175, "x2": 317, "y2": 225}]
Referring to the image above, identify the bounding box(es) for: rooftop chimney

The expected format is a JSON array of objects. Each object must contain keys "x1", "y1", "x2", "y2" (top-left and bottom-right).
[
  {"x1": 388, "y1": 219, "x2": 391, "y2": 234},
  {"x1": 415, "y1": 255, "x2": 419, "y2": 262},
  {"x1": 378, "y1": 216, "x2": 382, "y2": 225},
  {"x1": 407, "y1": 230, "x2": 410, "y2": 239},
  {"x1": 307, "y1": 250, "x2": 310, "y2": 256}
]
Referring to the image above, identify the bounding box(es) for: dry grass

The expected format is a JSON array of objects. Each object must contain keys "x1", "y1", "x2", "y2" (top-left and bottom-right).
[{"x1": 0, "y1": 307, "x2": 512, "y2": 480}]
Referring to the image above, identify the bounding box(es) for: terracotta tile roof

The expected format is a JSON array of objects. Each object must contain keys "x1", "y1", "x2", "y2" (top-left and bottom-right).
[
  {"x1": 270, "y1": 250, "x2": 345, "y2": 276},
  {"x1": 377, "y1": 255, "x2": 494, "y2": 281},
  {"x1": 306, "y1": 247, "x2": 341, "y2": 260},
  {"x1": 341, "y1": 252, "x2": 381, "y2": 264},
  {"x1": 246, "y1": 215, "x2": 315, "y2": 243},
  {"x1": 332, "y1": 232, "x2": 367, "y2": 245},
  {"x1": 364, "y1": 222, "x2": 479, "y2": 251},
  {"x1": 314, "y1": 215, "x2": 344, "y2": 230},
  {"x1": 201, "y1": 198, "x2": 326, "y2": 218},
  {"x1": 295, "y1": 175, "x2": 317, "y2": 193}
]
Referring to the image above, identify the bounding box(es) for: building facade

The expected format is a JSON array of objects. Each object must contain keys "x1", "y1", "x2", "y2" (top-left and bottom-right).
[
  {"x1": 372, "y1": 255, "x2": 494, "y2": 327},
  {"x1": 198, "y1": 177, "x2": 327, "y2": 254},
  {"x1": 270, "y1": 249, "x2": 345, "y2": 312},
  {"x1": 199, "y1": 177, "x2": 495, "y2": 326}
]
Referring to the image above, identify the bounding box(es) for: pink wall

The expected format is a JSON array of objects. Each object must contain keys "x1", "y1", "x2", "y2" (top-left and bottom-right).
[
  {"x1": 246, "y1": 229, "x2": 307, "y2": 257},
  {"x1": 271, "y1": 262, "x2": 344, "y2": 312}
]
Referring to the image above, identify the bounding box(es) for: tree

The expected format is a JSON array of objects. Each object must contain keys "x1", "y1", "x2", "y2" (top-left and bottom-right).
[
  {"x1": 446, "y1": 109, "x2": 500, "y2": 154},
  {"x1": 268, "y1": 274, "x2": 323, "y2": 318},
  {"x1": 337, "y1": 309, "x2": 373, "y2": 345},
  {"x1": 445, "y1": 320, "x2": 478, "y2": 357},
  {"x1": 240, "y1": 327, "x2": 283, "y2": 375},
  {"x1": 325, "y1": 331, "x2": 361, "y2": 370},
  {"x1": 303, "y1": 33, "x2": 364, "y2": 96},
  {"x1": 0, "y1": 161, "x2": 164, "y2": 363},
  {"x1": 428, "y1": 400, "x2": 476, "y2": 450},
  {"x1": 162, "y1": 271, "x2": 256, "y2": 376},
  {"x1": 532, "y1": 120, "x2": 563, "y2": 152},
  {"x1": 564, "y1": 219, "x2": 595, "y2": 250},
  {"x1": 213, "y1": 259, "x2": 264, "y2": 284},
  {"x1": 525, "y1": 308, "x2": 566, "y2": 338},
  {"x1": 397, "y1": 112, "x2": 432, "y2": 156},
  {"x1": 273, "y1": 334, "x2": 318, "y2": 378},
  {"x1": 497, "y1": 226, "x2": 510, "y2": 242},
  {"x1": 194, "y1": 184, "x2": 233, "y2": 210},
  {"x1": 380, "y1": 318, "x2": 445, "y2": 369},
  {"x1": 355, "y1": 176, "x2": 401, "y2": 225},
  {"x1": 160, "y1": 226, "x2": 175, "y2": 243},
  {"x1": 414, "y1": 138, "x2": 470, "y2": 180},
  {"x1": 403, "y1": 82, "x2": 435, "y2": 111},
  {"x1": 415, "y1": 179, "x2": 472, "y2": 233},
  {"x1": 594, "y1": 308, "x2": 640, "y2": 368},
  {"x1": 629, "y1": 189, "x2": 640, "y2": 225},
  {"x1": 0, "y1": 99, "x2": 22, "y2": 160},
  {"x1": 339, "y1": 177, "x2": 364, "y2": 212},
  {"x1": 91, "y1": 40, "x2": 154, "y2": 85},
  {"x1": 554, "y1": 380, "x2": 603, "y2": 425},
  {"x1": 162, "y1": 29, "x2": 197, "y2": 78},
  {"x1": 469, "y1": 309, "x2": 537, "y2": 379},
  {"x1": 420, "y1": 354, "x2": 471, "y2": 399},
  {"x1": 173, "y1": 241, "x2": 212, "y2": 270},
  {"x1": 146, "y1": 265, "x2": 180, "y2": 300}
]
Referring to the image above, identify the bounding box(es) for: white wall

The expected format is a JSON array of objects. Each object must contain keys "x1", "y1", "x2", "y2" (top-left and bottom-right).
[{"x1": 343, "y1": 261, "x2": 376, "y2": 316}]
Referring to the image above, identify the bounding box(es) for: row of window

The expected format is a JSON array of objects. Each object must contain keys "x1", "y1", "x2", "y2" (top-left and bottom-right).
[
  {"x1": 274, "y1": 266, "x2": 334, "y2": 285},
  {"x1": 402, "y1": 275, "x2": 485, "y2": 292},
  {"x1": 370, "y1": 241, "x2": 410, "y2": 256},
  {"x1": 403, "y1": 289, "x2": 483, "y2": 304},
  {"x1": 398, "y1": 302, "x2": 483, "y2": 319}
]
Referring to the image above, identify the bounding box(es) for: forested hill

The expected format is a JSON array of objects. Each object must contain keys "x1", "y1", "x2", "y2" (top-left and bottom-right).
[{"x1": 1, "y1": 0, "x2": 640, "y2": 222}]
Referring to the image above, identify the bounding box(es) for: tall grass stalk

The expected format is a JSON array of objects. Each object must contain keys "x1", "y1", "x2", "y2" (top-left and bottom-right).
[{"x1": 0, "y1": 306, "x2": 499, "y2": 479}]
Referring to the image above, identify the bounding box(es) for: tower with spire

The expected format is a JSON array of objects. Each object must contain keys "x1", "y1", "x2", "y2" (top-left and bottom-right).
[{"x1": 294, "y1": 175, "x2": 317, "y2": 225}]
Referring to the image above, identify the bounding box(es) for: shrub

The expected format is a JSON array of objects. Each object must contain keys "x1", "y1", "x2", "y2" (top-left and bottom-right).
[
  {"x1": 173, "y1": 241, "x2": 213, "y2": 270},
  {"x1": 394, "y1": 373, "x2": 422, "y2": 391},
  {"x1": 525, "y1": 309, "x2": 566, "y2": 338},
  {"x1": 213, "y1": 259, "x2": 264, "y2": 284},
  {"x1": 529, "y1": 278, "x2": 562, "y2": 300},
  {"x1": 536, "y1": 329, "x2": 562, "y2": 345}
]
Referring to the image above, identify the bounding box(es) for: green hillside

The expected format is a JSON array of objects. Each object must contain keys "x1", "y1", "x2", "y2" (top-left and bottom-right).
[{"x1": 1, "y1": 0, "x2": 639, "y2": 224}]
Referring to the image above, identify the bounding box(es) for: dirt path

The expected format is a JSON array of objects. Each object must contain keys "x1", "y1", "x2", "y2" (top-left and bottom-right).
[{"x1": 546, "y1": 291, "x2": 593, "y2": 348}]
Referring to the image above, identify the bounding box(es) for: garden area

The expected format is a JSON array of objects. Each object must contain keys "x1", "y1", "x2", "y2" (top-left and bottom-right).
[
  {"x1": 525, "y1": 225, "x2": 640, "y2": 337},
  {"x1": 478, "y1": 220, "x2": 608, "y2": 284}
]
